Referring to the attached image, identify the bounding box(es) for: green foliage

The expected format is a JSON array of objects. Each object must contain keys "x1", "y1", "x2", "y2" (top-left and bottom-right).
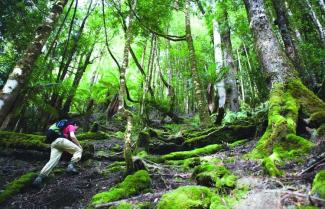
[
  {"x1": 91, "y1": 170, "x2": 151, "y2": 205},
  {"x1": 311, "y1": 170, "x2": 325, "y2": 199},
  {"x1": 157, "y1": 186, "x2": 213, "y2": 209},
  {"x1": 0, "y1": 172, "x2": 37, "y2": 203}
]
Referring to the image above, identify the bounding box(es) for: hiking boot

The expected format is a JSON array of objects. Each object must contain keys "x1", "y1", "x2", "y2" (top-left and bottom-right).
[
  {"x1": 33, "y1": 176, "x2": 43, "y2": 187},
  {"x1": 66, "y1": 163, "x2": 78, "y2": 174}
]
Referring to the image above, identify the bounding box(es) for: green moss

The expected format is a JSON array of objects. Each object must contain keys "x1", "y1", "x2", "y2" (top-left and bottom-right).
[
  {"x1": 288, "y1": 79, "x2": 325, "y2": 116},
  {"x1": 192, "y1": 163, "x2": 237, "y2": 190},
  {"x1": 311, "y1": 170, "x2": 325, "y2": 198},
  {"x1": 157, "y1": 186, "x2": 213, "y2": 209},
  {"x1": 0, "y1": 131, "x2": 47, "y2": 150},
  {"x1": 0, "y1": 172, "x2": 37, "y2": 203},
  {"x1": 103, "y1": 161, "x2": 126, "y2": 175},
  {"x1": 262, "y1": 154, "x2": 283, "y2": 176},
  {"x1": 77, "y1": 132, "x2": 110, "y2": 141},
  {"x1": 161, "y1": 144, "x2": 222, "y2": 161},
  {"x1": 161, "y1": 140, "x2": 246, "y2": 162},
  {"x1": 91, "y1": 170, "x2": 151, "y2": 205},
  {"x1": 166, "y1": 157, "x2": 201, "y2": 170},
  {"x1": 297, "y1": 206, "x2": 319, "y2": 209},
  {"x1": 249, "y1": 82, "x2": 315, "y2": 176},
  {"x1": 110, "y1": 202, "x2": 151, "y2": 209},
  {"x1": 210, "y1": 187, "x2": 248, "y2": 209}
]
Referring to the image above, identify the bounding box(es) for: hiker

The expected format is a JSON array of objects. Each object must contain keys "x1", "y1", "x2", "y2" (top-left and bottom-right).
[{"x1": 33, "y1": 120, "x2": 83, "y2": 186}]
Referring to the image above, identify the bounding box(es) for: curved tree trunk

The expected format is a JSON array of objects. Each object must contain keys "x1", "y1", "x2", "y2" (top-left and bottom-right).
[
  {"x1": 244, "y1": 0, "x2": 325, "y2": 176},
  {"x1": 185, "y1": 0, "x2": 210, "y2": 127},
  {"x1": 0, "y1": 0, "x2": 68, "y2": 128}
]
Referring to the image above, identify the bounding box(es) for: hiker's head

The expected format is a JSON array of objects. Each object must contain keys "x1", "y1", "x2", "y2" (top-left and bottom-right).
[{"x1": 69, "y1": 120, "x2": 80, "y2": 129}]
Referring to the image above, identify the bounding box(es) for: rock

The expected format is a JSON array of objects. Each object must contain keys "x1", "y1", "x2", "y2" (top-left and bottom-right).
[{"x1": 234, "y1": 190, "x2": 282, "y2": 209}]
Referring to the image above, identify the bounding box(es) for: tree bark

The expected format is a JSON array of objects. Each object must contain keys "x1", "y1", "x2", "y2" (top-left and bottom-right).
[
  {"x1": 244, "y1": 0, "x2": 325, "y2": 176},
  {"x1": 0, "y1": 0, "x2": 68, "y2": 127},
  {"x1": 62, "y1": 45, "x2": 94, "y2": 115},
  {"x1": 243, "y1": 0, "x2": 294, "y2": 86},
  {"x1": 185, "y1": 0, "x2": 210, "y2": 127},
  {"x1": 220, "y1": 8, "x2": 240, "y2": 112},
  {"x1": 118, "y1": 0, "x2": 137, "y2": 110}
]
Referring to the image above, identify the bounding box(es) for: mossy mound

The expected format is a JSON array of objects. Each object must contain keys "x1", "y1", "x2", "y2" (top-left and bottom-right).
[
  {"x1": 0, "y1": 172, "x2": 37, "y2": 203},
  {"x1": 166, "y1": 157, "x2": 201, "y2": 171},
  {"x1": 192, "y1": 163, "x2": 237, "y2": 190},
  {"x1": 103, "y1": 161, "x2": 126, "y2": 176},
  {"x1": 91, "y1": 170, "x2": 151, "y2": 205},
  {"x1": 0, "y1": 131, "x2": 47, "y2": 151},
  {"x1": 157, "y1": 185, "x2": 213, "y2": 209},
  {"x1": 77, "y1": 132, "x2": 110, "y2": 141},
  {"x1": 311, "y1": 170, "x2": 325, "y2": 198}
]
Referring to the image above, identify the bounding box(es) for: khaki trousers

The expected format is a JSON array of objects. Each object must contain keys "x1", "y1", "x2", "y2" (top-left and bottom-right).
[{"x1": 40, "y1": 138, "x2": 82, "y2": 176}]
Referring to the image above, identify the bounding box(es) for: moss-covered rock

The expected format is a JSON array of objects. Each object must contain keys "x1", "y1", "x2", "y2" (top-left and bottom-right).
[
  {"x1": 210, "y1": 187, "x2": 248, "y2": 209},
  {"x1": 91, "y1": 170, "x2": 151, "y2": 205},
  {"x1": 166, "y1": 157, "x2": 201, "y2": 171},
  {"x1": 110, "y1": 202, "x2": 151, "y2": 209},
  {"x1": 103, "y1": 161, "x2": 126, "y2": 176},
  {"x1": 311, "y1": 170, "x2": 325, "y2": 198},
  {"x1": 192, "y1": 163, "x2": 237, "y2": 190},
  {"x1": 157, "y1": 185, "x2": 213, "y2": 209},
  {"x1": 0, "y1": 172, "x2": 37, "y2": 203}
]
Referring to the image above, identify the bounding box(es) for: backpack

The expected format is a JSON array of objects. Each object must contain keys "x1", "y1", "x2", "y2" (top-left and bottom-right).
[{"x1": 46, "y1": 119, "x2": 69, "y2": 143}]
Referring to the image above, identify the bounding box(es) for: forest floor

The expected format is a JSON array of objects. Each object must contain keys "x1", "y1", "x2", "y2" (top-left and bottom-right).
[{"x1": 0, "y1": 123, "x2": 324, "y2": 209}]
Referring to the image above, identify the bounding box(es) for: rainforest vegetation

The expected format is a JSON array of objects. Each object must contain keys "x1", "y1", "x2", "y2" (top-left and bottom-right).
[{"x1": 0, "y1": 0, "x2": 324, "y2": 208}]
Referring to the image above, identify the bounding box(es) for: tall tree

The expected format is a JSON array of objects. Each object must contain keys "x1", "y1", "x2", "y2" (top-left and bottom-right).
[
  {"x1": 243, "y1": 0, "x2": 325, "y2": 176},
  {"x1": 0, "y1": 0, "x2": 68, "y2": 128},
  {"x1": 185, "y1": 0, "x2": 210, "y2": 127},
  {"x1": 219, "y1": 1, "x2": 240, "y2": 112}
]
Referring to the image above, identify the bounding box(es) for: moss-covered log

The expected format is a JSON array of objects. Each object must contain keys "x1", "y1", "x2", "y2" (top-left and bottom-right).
[
  {"x1": 91, "y1": 170, "x2": 151, "y2": 206},
  {"x1": 0, "y1": 172, "x2": 37, "y2": 204},
  {"x1": 0, "y1": 131, "x2": 99, "y2": 160},
  {"x1": 138, "y1": 124, "x2": 256, "y2": 155}
]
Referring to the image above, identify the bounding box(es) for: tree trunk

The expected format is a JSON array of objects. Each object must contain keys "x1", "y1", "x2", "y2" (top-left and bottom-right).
[
  {"x1": 0, "y1": 0, "x2": 68, "y2": 128},
  {"x1": 213, "y1": 19, "x2": 226, "y2": 125},
  {"x1": 118, "y1": 0, "x2": 137, "y2": 110},
  {"x1": 185, "y1": 0, "x2": 210, "y2": 127},
  {"x1": 244, "y1": 0, "x2": 325, "y2": 176},
  {"x1": 304, "y1": 0, "x2": 325, "y2": 43},
  {"x1": 220, "y1": 8, "x2": 240, "y2": 112},
  {"x1": 62, "y1": 45, "x2": 94, "y2": 115}
]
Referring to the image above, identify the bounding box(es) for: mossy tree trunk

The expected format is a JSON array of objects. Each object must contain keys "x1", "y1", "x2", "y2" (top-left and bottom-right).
[
  {"x1": 0, "y1": 0, "x2": 68, "y2": 128},
  {"x1": 185, "y1": 0, "x2": 210, "y2": 127},
  {"x1": 244, "y1": 0, "x2": 325, "y2": 176}
]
